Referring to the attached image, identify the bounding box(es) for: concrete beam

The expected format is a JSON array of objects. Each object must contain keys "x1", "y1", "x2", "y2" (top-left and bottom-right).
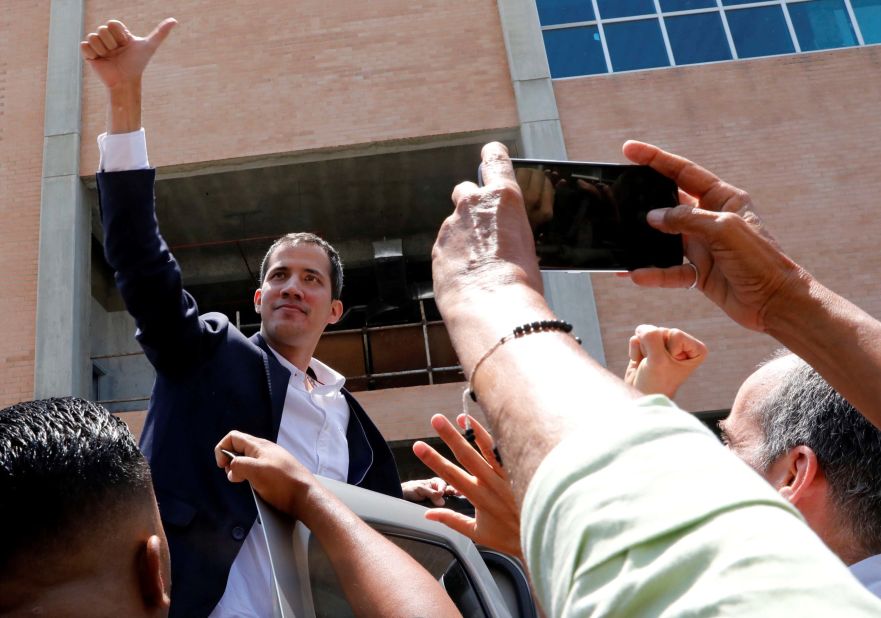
[
  {"x1": 495, "y1": 0, "x2": 606, "y2": 363},
  {"x1": 34, "y1": 0, "x2": 91, "y2": 398}
]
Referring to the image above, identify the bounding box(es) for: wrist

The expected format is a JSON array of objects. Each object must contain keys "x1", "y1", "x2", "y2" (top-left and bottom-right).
[
  {"x1": 761, "y1": 266, "x2": 819, "y2": 340},
  {"x1": 107, "y1": 79, "x2": 143, "y2": 134},
  {"x1": 440, "y1": 284, "x2": 553, "y2": 372}
]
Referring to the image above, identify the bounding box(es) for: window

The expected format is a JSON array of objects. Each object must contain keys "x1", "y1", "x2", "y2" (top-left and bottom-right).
[
  {"x1": 789, "y1": 0, "x2": 858, "y2": 50},
  {"x1": 726, "y1": 6, "x2": 795, "y2": 58},
  {"x1": 536, "y1": 0, "x2": 879, "y2": 78},
  {"x1": 665, "y1": 12, "x2": 733, "y2": 64},
  {"x1": 307, "y1": 534, "x2": 488, "y2": 617},
  {"x1": 853, "y1": 0, "x2": 881, "y2": 44},
  {"x1": 543, "y1": 25, "x2": 607, "y2": 76},
  {"x1": 604, "y1": 19, "x2": 670, "y2": 71}
]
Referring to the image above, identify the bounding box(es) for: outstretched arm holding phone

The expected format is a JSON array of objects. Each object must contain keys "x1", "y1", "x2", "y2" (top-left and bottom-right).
[
  {"x1": 430, "y1": 141, "x2": 880, "y2": 616},
  {"x1": 622, "y1": 140, "x2": 881, "y2": 430}
]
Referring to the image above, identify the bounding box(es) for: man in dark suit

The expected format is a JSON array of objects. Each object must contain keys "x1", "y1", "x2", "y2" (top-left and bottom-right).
[{"x1": 81, "y1": 18, "x2": 405, "y2": 617}]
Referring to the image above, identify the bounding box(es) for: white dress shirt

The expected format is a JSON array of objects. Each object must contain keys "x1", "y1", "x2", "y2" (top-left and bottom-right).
[{"x1": 99, "y1": 131, "x2": 351, "y2": 618}]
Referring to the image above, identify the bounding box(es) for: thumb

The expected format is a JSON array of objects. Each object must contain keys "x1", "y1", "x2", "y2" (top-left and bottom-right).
[
  {"x1": 226, "y1": 455, "x2": 260, "y2": 484},
  {"x1": 646, "y1": 204, "x2": 722, "y2": 237},
  {"x1": 634, "y1": 325, "x2": 667, "y2": 360},
  {"x1": 146, "y1": 17, "x2": 177, "y2": 49}
]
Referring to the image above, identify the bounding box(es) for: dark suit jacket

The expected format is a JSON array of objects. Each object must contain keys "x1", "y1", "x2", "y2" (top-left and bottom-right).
[{"x1": 98, "y1": 169, "x2": 402, "y2": 617}]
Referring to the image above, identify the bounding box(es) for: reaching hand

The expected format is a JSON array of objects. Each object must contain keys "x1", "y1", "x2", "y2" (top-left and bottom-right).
[
  {"x1": 401, "y1": 477, "x2": 458, "y2": 507},
  {"x1": 624, "y1": 324, "x2": 708, "y2": 399},
  {"x1": 433, "y1": 142, "x2": 543, "y2": 319},
  {"x1": 80, "y1": 18, "x2": 177, "y2": 91},
  {"x1": 413, "y1": 414, "x2": 522, "y2": 560},
  {"x1": 214, "y1": 430, "x2": 316, "y2": 520},
  {"x1": 622, "y1": 141, "x2": 801, "y2": 333}
]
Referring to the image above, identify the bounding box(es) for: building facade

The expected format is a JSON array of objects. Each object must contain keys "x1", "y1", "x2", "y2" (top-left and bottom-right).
[{"x1": 2, "y1": 1, "x2": 880, "y2": 452}]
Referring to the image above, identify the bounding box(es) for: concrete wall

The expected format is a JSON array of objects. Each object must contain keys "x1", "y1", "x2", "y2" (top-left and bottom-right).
[
  {"x1": 0, "y1": 3, "x2": 51, "y2": 407},
  {"x1": 554, "y1": 47, "x2": 881, "y2": 413},
  {"x1": 80, "y1": 1, "x2": 520, "y2": 172}
]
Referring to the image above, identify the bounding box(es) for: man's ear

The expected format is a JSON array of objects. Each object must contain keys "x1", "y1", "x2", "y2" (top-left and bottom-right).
[
  {"x1": 138, "y1": 535, "x2": 171, "y2": 610},
  {"x1": 328, "y1": 299, "x2": 343, "y2": 325},
  {"x1": 774, "y1": 445, "x2": 821, "y2": 506},
  {"x1": 254, "y1": 288, "x2": 262, "y2": 314}
]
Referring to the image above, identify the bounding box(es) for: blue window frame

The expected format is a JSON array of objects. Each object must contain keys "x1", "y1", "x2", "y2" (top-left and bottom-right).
[
  {"x1": 543, "y1": 26, "x2": 607, "y2": 77},
  {"x1": 852, "y1": 0, "x2": 881, "y2": 44},
  {"x1": 726, "y1": 6, "x2": 795, "y2": 58},
  {"x1": 536, "y1": 0, "x2": 595, "y2": 26},
  {"x1": 604, "y1": 19, "x2": 670, "y2": 71},
  {"x1": 666, "y1": 12, "x2": 733, "y2": 64}
]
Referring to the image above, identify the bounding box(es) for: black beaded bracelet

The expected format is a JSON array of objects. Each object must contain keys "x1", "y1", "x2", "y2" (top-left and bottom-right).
[{"x1": 466, "y1": 319, "x2": 582, "y2": 404}]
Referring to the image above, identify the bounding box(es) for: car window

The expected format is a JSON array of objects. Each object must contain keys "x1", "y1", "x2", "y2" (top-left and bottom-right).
[{"x1": 307, "y1": 532, "x2": 489, "y2": 618}]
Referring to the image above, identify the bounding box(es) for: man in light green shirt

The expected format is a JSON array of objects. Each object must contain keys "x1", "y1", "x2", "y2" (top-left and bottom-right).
[
  {"x1": 523, "y1": 395, "x2": 881, "y2": 615},
  {"x1": 426, "y1": 140, "x2": 881, "y2": 615}
]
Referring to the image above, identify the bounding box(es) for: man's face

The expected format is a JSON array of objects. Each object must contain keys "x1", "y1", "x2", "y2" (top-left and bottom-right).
[{"x1": 254, "y1": 242, "x2": 342, "y2": 351}]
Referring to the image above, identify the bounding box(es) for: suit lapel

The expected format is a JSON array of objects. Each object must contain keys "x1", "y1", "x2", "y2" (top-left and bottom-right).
[{"x1": 251, "y1": 333, "x2": 290, "y2": 438}]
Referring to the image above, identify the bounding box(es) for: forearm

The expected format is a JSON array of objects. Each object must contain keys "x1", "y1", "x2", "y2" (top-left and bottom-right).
[
  {"x1": 107, "y1": 80, "x2": 142, "y2": 134},
  {"x1": 764, "y1": 268, "x2": 881, "y2": 429},
  {"x1": 442, "y1": 284, "x2": 640, "y2": 506},
  {"x1": 302, "y1": 489, "x2": 461, "y2": 618}
]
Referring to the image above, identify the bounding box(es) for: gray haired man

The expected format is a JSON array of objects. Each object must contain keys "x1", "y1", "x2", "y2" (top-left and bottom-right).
[{"x1": 719, "y1": 353, "x2": 881, "y2": 596}]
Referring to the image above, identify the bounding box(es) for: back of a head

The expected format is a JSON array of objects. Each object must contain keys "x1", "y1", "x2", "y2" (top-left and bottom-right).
[
  {"x1": 754, "y1": 359, "x2": 881, "y2": 559},
  {"x1": 0, "y1": 397, "x2": 157, "y2": 613}
]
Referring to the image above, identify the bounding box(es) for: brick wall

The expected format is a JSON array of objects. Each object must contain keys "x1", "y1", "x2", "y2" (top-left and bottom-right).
[
  {"x1": 80, "y1": 0, "x2": 519, "y2": 171},
  {"x1": 0, "y1": 2, "x2": 49, "y2": 407},
  {"x1": 555, "y1": 47, "x2": 881, "y2": 413}
]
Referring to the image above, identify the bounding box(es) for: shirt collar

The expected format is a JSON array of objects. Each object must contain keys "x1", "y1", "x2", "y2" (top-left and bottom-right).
[{"x1": 266, "y1": 346, "x2": 346, "y2": 395}]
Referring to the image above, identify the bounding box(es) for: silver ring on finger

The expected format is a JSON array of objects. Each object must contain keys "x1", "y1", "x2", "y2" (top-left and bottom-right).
[{"x1": 686, "y1": 262, "x2": 699, "y2": 290}]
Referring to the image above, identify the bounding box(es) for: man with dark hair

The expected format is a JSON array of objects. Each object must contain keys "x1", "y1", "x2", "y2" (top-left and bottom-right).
[
  {"x1": 80, "y1": 19, "x2": 406, "y2": 616},
  {"x1": 721, "y1": 353, "x2": 881, "y2": 595},
  {"x1": 0, "y1": 397, "x2": 171, "y2": 616}
]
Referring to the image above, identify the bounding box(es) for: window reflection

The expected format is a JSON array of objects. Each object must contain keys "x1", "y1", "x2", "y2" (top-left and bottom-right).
[
  {"x1": 536, "y1": 0, "x2": 595, "y2": 26},
  {"x1": 666, "y1": 12, "x2": 733, "y2": 64},
  {"x1": 726, "y1": 6, "x2": 795, "y2": 58},
  {"x1": 597, "y1": 0, "x2": 656, "y2": 18},
  {"x1": 661, "y1": 0, "x2": 716, "y2": 10},
  {"x1": 604, "y1": 19, "x2": 670, "y2": 71},
  {"x1": 789, "y1": 0, "x2": 857, "y2": 51},
  {"x1": 543, "y1": 26, "x2": 607, "y2": 77},
  {"x1": 852, "y1": 0, "x2": 881, "y2": 44}
]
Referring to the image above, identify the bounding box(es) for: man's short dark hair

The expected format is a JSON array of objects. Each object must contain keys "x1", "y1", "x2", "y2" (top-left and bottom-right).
[
  {"x1": 0, "y1": 397, "x2": 152, "y2": 571},
  {"x1": 258, "y1": 232, "x2": 344, "y2": 300},
  {"x1": 753, "y1": 358, "x2": 881, "y2": 556}
]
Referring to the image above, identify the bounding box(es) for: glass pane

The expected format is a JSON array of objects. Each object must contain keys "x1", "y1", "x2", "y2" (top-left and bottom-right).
[
  {"x1": 536, "y1": 0, "x2": 595, "y2": 25},
  {"x1": 788, "y1": 0, "x2": 857, "y2": 50},
  {"x1": 726, "y1": 6, "x2": 796, "y2": 57},
  {"x1": 723, "y1": 0, "x2": 764, "y2": 4},
  {"x1": 666, "y1": 13, "x2": 733, "y2": 64},
  {"x1": 597, "y1": 0, "x2": 656, "y2": 18},
  {"x1": 851, "y1": 0, "x2": 881, "y2": 44},
  {"x1": 661, "y1": 0, "x2": 717, "y2": 10},
  {"x1": 543, "y1": 26, "x2": 608, "y2": 77},
  {"x1": 604, "y1": 19, "x2": 670, "y2": 71}
]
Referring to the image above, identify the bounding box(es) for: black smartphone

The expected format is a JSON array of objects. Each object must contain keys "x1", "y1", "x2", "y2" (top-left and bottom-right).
[{"x1": 478, "y1": 159, "x2": 683, "y2": 271}]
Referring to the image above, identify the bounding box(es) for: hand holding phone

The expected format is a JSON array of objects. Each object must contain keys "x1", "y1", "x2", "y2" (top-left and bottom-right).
[{"x1": 480, "y1": 159, "x2": 683, "y2": 271}]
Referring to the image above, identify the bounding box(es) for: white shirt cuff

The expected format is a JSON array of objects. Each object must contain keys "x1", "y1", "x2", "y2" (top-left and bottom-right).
[{"x1": 97, "y1": 128, "x2": 150, "y2": 172}]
